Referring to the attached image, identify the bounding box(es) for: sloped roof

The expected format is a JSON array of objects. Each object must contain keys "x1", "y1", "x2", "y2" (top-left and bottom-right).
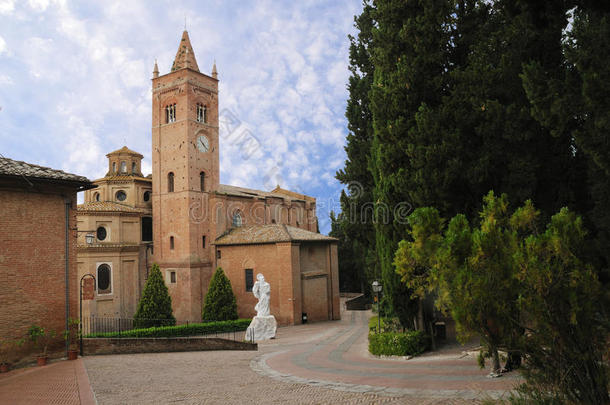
[
  {"x1": 171, "y1": 30, "x2": 199, "y2": 72},
  {"x1": 216, "y1": 184, "x2": 312, "y2": 202},
  {"x1": 0, "y1": 156, "x2": 91, "y2": 184},
  {"x1": 78, "y1": 201, "x2": 151, "y2": 213},
  {"x1": 106, "y1": 146, "x2": 143, "y2": 158},
  {"x1": 98, "y1": 174, "x2": 151, "y2": 182},
  {"x1": 215, "y1": 224, "x2": 336, "y2": 246}
]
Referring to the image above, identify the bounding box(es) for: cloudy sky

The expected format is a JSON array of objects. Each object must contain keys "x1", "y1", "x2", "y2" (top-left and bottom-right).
[{"x1": 0, "y1": 0, "x2": 363, "y2": 233}]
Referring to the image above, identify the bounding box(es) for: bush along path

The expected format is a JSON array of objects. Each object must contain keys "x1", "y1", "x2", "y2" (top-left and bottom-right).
[{"x1": 85, "y1": 319, "x2": 251, "y2": 338}]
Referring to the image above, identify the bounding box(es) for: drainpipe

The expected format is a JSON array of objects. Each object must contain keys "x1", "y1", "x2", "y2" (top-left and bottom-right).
[{"x1": 64, "y1": 197, "x2": 71, "y2": 357}]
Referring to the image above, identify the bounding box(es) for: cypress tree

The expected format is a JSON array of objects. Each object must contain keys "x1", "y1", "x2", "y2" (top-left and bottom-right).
[
  {"x1": 335, "y1": 1, "x2": 377, "y2": 295},
  {"x1": 202, "y1": 267, "x2": 238, "y2": 322},
  {"x1": 133, "y1": 264, "x2": 176, "y2": 328}
]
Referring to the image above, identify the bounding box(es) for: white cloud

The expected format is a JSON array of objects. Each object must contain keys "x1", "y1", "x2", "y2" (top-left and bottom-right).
[
  {"x1": 0, "y1": 0, "x2": 14, "y2": 15},
  {"x1": 0, "y1": 0, "x2": 363, "y2": 233}
]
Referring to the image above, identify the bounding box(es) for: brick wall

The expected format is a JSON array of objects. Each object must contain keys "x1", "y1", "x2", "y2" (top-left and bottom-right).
[
  {"x1": 83, "y1": 337, "x2": 256, "y2": 355},
  {"x1": 0, "y1": 188, "x2": 78, "y2": 344}
]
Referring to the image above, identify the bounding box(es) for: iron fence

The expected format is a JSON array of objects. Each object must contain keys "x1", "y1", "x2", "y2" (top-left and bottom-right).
[{"x1": 81, "y1": 316, "x2": 248, "y2": 342}]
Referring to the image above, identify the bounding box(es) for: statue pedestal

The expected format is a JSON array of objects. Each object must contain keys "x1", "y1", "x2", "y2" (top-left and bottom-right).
[{"x1": 246, "y1": 315, "x2": 277, "y2": 341}]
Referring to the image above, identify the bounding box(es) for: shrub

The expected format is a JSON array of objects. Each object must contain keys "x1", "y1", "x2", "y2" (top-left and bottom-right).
[
  {"x1": 202, "y1": 267, "x2": 238, "y2": 322},
  {"x1": 368, "y1": 330, "x2": 429, "y2": 356},
  {"x1": 134, "y1": 264, "x2": 176, "y2": 328},
  {"x1": 85, "y1": 319, "x2": 251, "y2": 338}
]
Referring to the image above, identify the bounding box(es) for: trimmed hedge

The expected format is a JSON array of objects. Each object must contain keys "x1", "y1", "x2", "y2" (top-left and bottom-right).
[
  {"x1": 368, "y1": 330, "x2": 430, "y2": 356},
  {"x1": 85, "y1": 319, "x2": 251, "y2": 338}
]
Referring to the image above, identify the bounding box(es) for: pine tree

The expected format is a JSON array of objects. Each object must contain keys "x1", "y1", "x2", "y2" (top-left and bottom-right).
[
  {"x1": 133, "y1": 264, "x2": 176, "y2": 328},
  {"x1": 202, "y1": 268, "x2": 238, "y2": 322}
]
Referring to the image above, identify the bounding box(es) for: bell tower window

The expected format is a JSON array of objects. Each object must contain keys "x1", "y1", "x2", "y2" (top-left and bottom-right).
[
  {"x1": 112, "y1": 162, "x2": 116, "y2": 173},
  {"x1": 168, "y1": 172, "x2": 174, "y2": 192},
  {"x1": 165, "y1": 103, "x2": 176, "y2": 123},
  {"x1": 132, "y1": 162, "x2": 137, "y2": 173},
  {"x1": 120, "y1": 161, "x2": 127, "y2": 173},
  {"x1": 232, "y1": 212, "x2": 243, "y2": 228},
  {"x1": 196, "y1": 104, "x2": 207, "y2": 123}
]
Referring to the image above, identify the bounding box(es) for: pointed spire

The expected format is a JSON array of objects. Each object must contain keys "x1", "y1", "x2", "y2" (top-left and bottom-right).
[
  {"x1": 212, "y1": 59, "x2": 218, "y2": 79},
  {"x1": 152, "y1": 59, "x2": 159, "y2": 78},
  {"x1": 171, "y1": 30, "x2": 200, "y2": 72}
]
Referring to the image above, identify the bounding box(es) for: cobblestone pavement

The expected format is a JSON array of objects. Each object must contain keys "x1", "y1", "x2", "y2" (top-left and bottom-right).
[
  {"x1": 84, "y1": 307, "x2": 518, "y2": 404},
  {"x1": 0, "y1": 358, "x2": 95, "y2": 405}
]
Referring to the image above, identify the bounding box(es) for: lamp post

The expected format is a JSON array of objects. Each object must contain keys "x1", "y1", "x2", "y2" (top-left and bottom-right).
[{"x1": 372, "y1": 280, "x2": 382, "y2": 334}]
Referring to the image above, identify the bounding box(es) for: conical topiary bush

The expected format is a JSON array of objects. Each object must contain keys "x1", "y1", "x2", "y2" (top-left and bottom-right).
[
  {"x1": 202, "y1": 267, "x2": 238, "y2": 322},
  {"x1": 134, "y1": 263, "x2": 176, "y2": 328}
]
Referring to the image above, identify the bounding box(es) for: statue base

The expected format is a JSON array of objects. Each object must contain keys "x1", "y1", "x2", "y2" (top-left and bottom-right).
[{"x1": 245, "y1": 315, "x2": 277, "y2": 341}]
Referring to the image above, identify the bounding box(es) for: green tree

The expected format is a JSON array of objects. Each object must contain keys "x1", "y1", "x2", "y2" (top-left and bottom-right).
[
  {"x1": 134, "y1": 264, "x2": 176, "y2": 328},
  {"x1": 335, "y1": 1, "x2": 377, "y2": 295},
  {"x1": 513, "y1": 208, "x2": 609, "y2": 403},
  {"x1": 369, "y1": 0, "x2": 455, "y2": 329},
  {"x1": 202, "y1": 268, "x2": 238, "y2": 322}
]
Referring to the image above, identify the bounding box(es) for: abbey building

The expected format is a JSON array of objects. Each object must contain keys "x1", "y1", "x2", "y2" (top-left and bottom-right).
[{"x1": 77, "y1": 31, "x2": 340, "y2": 325}]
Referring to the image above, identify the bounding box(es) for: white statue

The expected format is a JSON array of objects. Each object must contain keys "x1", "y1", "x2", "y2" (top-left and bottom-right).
[
  {"x1": 246, "y1": 273, "x2": 277, "y2": 341},
  {"x1": 252, "y1": 273, "x2": 270, "y2": 317}
]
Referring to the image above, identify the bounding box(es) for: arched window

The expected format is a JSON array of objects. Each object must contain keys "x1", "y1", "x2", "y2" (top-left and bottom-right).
[
  {"x1": 168, "y1": 172, "x2": 174, "y2": 192},
  {"x1": 166, "y1": 103, "x2": 176, "y2": 123},
  {"x1": 143, "y1": 191, "x2": 151, "y2": 202},
  {"x1": 200, "y1": 172, "x2": 205, "y2": 191},
  {"x1": 170, "y1": 236, "x2": 175, "y2": 250},
  {"x1": 132, "y1": 162, "x2": 137, "y2": 173},
  {"x1": 96, "y1": 226, "x2": 107, "y2": 241},
  {"x1": 232, "y1": 211, "x2": 242, "y2": 228},
  {"x1": 196, "y1": 103, "x2": 207, "y2": 123},
  {"x1": 112, "y1": 162, "x2": 116, "y2": 173},
  {"x1": 93, "y1": 192, "x2": 100, "y2": 202},
  {"x1": 97, "y1": 264, "x2": 112, "y2": 294},
  {"x1": 120, "y1": 161, "x2": 127, "y2": 173}
]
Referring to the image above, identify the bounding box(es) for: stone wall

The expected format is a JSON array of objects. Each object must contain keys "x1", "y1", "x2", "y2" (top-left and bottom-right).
[{"x1": 83, "y1": 337, "x2": 257, "y2": 356}]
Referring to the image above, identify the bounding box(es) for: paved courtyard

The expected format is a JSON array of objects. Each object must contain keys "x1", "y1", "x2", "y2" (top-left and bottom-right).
[
  {"x1": 0, "y1": 306, "x2": 519, "y2": 404},
  {"x1": 84, "y1": 308, "x2": 517, "y2": 404}
]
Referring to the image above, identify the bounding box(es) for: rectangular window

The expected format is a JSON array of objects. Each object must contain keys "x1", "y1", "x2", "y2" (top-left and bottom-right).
[
  {"x1": 202, "y1": 235, "x2": 206, "y2": 248},
  {"x1": 170, "y1": 271, "x2": 176, "y2": 284},
  {"x1": 141, "y1": 217, "x2": 152, "y2": 242},
  {"x1": 245, "y1": 269, "x2": 253, "y2": 292},
  {"x1": 216, "y1": 250, "x2": 221, "y2": 259}
]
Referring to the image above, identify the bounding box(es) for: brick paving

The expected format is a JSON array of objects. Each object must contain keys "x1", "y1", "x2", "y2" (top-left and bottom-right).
[{"x1": 0, "y1": 358, "x2": 95, "y2": 405}]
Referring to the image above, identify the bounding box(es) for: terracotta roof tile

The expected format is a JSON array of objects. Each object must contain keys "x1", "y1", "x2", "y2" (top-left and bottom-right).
[
  {"x1": 216, "y1": 184, "x2": 312, "y2": 202},
  {"x1": 106, "y1": 146, "x2": 143, "y2": 157},
  {"x1": 78, "y1": 201, "x2": 151, "y2": 213},
  {"x1": 0, "y1": 156, "x2": 91, "y2": 184},
  {"x1": 215, "y1": 224, "x2": 336, "y2": 246}
]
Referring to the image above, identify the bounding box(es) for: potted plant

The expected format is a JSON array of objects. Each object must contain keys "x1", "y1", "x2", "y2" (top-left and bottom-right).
[
  {"x1": 63, "y1": 318, "x2": 80, "y2": 360},
  {"x1": 28, "y1": 325, "x2": 56, "y2": 366}
]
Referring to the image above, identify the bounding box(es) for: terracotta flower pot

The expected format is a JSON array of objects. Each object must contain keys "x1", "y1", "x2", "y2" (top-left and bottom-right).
[
  {"x1": 37, "y1": 356, "x2": 48, "y2": 366},
  {"x1": 68, "y1": 349, "x2": 78, "y2": 360},
  {"x1": 0, "y1": 363, "x2": 9, "y2": 373}
]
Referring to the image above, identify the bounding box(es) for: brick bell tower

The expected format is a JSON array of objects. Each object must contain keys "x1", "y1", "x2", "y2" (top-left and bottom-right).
[{"x1": 151, "y1": 30, "x2": 219, "y2": 322}]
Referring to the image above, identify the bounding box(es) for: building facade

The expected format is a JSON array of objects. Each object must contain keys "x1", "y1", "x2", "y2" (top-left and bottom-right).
[
  {"x1": 0, "y1": 157, "x2": 93, "y2": 344},
  {"x1": 77, "y1": 31, "x2": 340, "y2": 326},
  {"x1": 77, "y1": 147, "x2": 152, "y2": 320}
]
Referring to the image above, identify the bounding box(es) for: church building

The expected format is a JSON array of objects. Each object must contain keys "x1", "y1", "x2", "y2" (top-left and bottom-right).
[{"x1": 77, "y1": 31, "x2": 340, "y2": 326}]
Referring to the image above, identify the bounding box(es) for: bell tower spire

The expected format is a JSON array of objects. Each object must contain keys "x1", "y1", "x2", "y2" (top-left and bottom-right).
[{"x1": 171, "y1": 30, "x2": 199, "y2": 72}]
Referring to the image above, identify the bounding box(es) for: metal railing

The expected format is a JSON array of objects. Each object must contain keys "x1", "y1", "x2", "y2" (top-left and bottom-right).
[{"x1": 81, "y1": 316, "x2": 248, "y2": 342}]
